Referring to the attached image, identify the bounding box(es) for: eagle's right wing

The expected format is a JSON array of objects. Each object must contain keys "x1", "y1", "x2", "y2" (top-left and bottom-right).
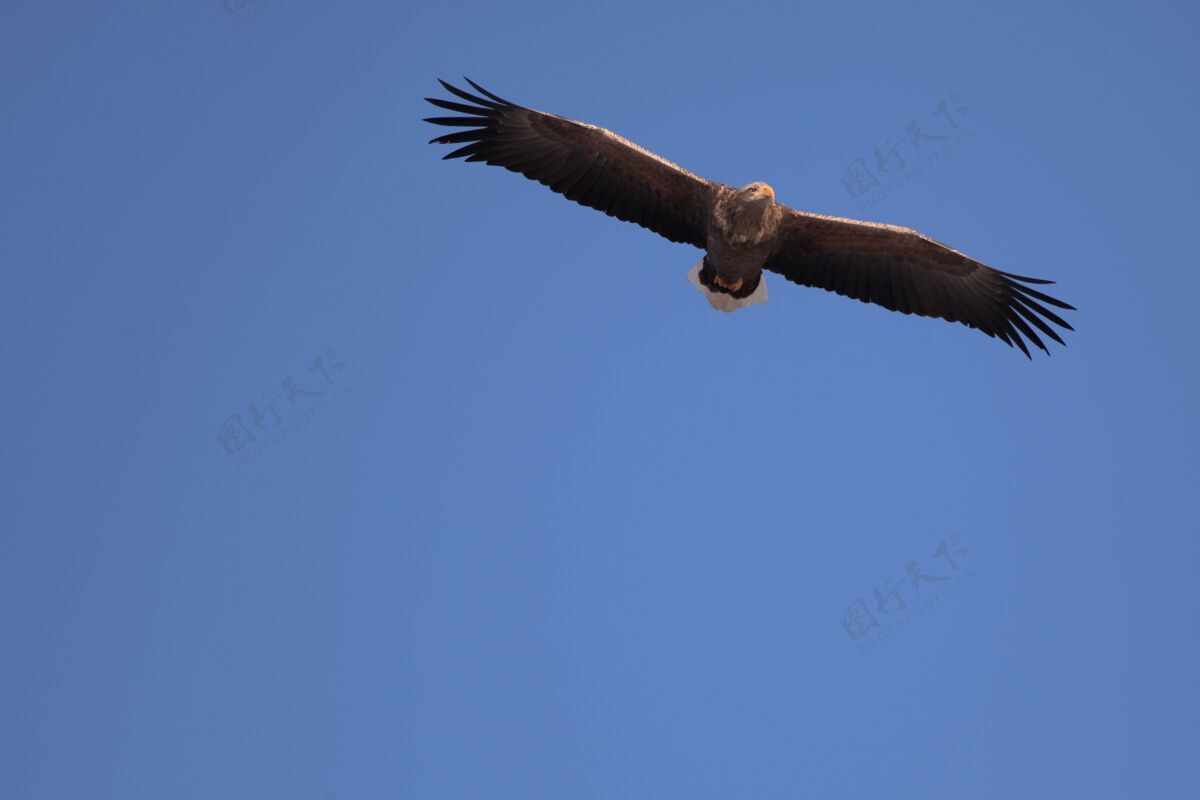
[
  {"x1": 765, "y1": 208, "x2": 1075, "y2": 357},
  {"x1": 425, "y1": 79, "x2": 715, "y2": 249}
]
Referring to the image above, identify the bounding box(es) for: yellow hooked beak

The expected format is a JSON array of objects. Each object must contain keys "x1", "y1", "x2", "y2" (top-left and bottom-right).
[{"x1": 748, "y1": 183, "x2": 775, "y2": 200}]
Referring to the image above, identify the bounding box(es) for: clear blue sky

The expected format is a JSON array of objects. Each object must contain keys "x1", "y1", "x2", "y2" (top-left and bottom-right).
[{"x1": 3, "y1": 1, "x2": 1198, "y2": 798}]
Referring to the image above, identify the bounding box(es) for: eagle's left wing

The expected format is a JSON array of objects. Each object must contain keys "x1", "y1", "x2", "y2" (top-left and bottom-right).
[
  {"x1": 765, "y1": 208, "x2": 1074, "y2": 357},
  {"x1": 425, "y1": 79, "x2": 715, "y2": 248}
]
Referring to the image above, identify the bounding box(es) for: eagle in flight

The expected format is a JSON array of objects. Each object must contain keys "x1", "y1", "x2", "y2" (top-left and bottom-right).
[{"x1": 425, "y1": 79, "x2": 1074, "y2": 357}]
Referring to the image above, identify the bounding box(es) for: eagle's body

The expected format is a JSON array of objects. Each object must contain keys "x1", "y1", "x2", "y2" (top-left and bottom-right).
[
  {"x1": 425, "y1": 79, "x2": 1074, "y2": 356},
  {"x1": 701, "y1": 183, "x2": 784, "y2": 298}
]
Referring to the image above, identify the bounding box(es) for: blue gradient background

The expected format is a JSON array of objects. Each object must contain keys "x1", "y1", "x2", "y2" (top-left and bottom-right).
[{"x1": 2, "y1": 1, "x2": 1197, "y2": 798}]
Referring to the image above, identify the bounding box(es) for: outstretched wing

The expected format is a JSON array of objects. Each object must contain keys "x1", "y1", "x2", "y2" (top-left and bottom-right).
[
  {"x1": 425, "y1": 79, "x2": 714, "y2": 248},
  {"x1": 765, "y1": 209, "x2": 1075, "y2": 357}
]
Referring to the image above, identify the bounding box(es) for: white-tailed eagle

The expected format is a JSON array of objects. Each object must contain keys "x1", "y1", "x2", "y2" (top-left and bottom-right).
[{"x1": 425, "y1": 79, "x2": 1074, "y2": 357}]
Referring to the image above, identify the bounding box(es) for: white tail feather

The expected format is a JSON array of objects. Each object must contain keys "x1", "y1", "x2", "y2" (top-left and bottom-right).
[{"x1": 686, "y1": 260, "x2": 768, "y2": 312}]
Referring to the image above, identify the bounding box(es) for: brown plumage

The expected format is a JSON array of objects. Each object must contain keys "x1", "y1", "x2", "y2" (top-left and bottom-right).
[{"x1": 425, "y1": 78, "x2": 1074, "y2": 357}]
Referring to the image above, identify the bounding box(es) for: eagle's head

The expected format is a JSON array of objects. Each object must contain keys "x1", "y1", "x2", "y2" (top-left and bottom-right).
[{"x1": 740, "y1": 182, "x2": 776, "y2": 204}]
